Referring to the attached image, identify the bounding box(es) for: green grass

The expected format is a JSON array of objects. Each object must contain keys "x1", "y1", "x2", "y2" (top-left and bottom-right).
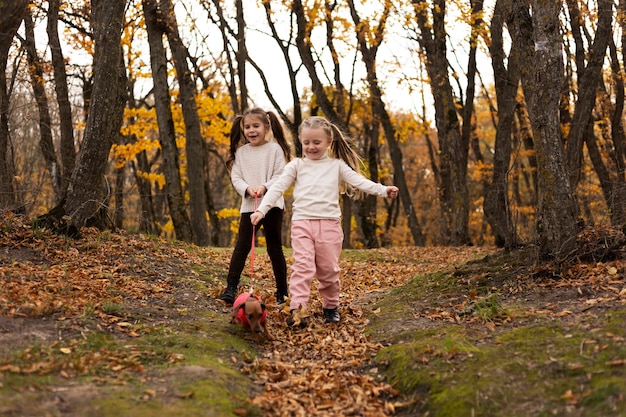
[{"x1": 368, "y1": 256, "x2": 626, "y2": 417}]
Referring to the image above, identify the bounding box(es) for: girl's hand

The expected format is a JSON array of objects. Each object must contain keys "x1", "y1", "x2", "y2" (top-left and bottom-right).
[
  {"x1": 386, "y1": 186, "x2": 399, "y2": 199},
  {"x1": 250, "y1": 211, "x2": 264, "y2": 225},
  {"x1": 247, "y1": 185, "x2": 267, "y2": 198}
]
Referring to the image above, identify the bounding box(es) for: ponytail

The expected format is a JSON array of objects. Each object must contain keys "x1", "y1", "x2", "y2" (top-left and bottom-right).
[
  {"x1": 267, "y1": 111, "x2": 293, "y2": 164},
  {"x1": 226, "y1": 115, "x2": 245, "y2": 170}
]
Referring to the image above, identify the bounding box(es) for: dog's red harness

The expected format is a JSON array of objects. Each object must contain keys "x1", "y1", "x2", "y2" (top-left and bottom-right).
[{"x1": 232, "y1": 293, "x2": 267, "y2": 325}]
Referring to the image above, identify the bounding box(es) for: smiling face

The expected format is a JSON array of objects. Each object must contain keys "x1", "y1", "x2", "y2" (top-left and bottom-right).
[
  {"x1": 242, "y1": 114, "x2": 269, "y2": 147},
  {"x1": 299, "y1": 126, "x2": 331, "y2": 160}
]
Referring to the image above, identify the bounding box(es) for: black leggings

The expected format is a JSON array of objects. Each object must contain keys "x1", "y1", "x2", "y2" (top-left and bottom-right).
[{"x1": 226, "y1": 207, "x2": 288, "y2": 295}]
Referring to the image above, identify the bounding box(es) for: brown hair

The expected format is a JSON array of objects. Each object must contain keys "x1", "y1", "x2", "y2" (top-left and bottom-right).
[{"x1": 226, "y1": 107, "x2": 292, "y2": 170}]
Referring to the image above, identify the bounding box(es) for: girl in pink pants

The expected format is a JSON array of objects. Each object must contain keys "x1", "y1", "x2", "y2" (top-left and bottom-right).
[{"x1": 251, "y1": 116, "x2": 399, "y2": 325}]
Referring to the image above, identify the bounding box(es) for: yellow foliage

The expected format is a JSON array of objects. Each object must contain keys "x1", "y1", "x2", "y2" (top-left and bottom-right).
[
  {"x1": 469, "y1": 160, "x2": 492, "y2": 183},
  {"x1": 217, "y1": 208, "x2": 240, "y2": 219},
  {"x1": 229, "y1": 219, "x2": 239, "y2": 235},
  {"x1": 137, "y1": 171, "x2": 166, "y2": 188},
  {"x1": 196, "y1": 92, "x2": 232, "y2": 146}
]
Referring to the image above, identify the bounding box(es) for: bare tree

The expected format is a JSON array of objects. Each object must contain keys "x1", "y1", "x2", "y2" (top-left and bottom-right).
[
  {"x1": 161, "y1": 0, "x2": 210, "y2": 246},
  {"x1": 47, "y1": 0, "x2": 76, "y2": 197},
  {"x1": 22, "y1": 9, "x2": 62, "y2": 202},
  {"x1": 142, "y1": 0, "x2": 193, "y2": 242},
  {"x1": 483, "y1": 0, "x2": 521, "y2": 249},
  {"x1": 348, "y1": 0, "x2": 425, "y2": 246},
  {"x1": 411, "y1": 0, "x2": 471, "y2": 245},
  {"x1": 0, "y1": 0, "x2": 29, "y2": 211},
  {"x1": 565, "y1": 0, "x2": 613, "y2": 193}
]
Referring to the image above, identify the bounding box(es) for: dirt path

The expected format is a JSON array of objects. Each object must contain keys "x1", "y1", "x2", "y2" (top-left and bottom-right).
[{"x1": 239, "y1": 246, "x2": 494, "y2": 416}]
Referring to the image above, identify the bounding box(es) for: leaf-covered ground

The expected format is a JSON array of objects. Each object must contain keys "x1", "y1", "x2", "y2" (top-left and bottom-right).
[{"x1": 0, "y1": 214, "x2": 625, "y2": 416}]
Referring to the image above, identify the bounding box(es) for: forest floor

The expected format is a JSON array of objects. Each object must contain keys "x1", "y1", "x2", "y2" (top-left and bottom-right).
[{"x1": 0, "y1": 214, "x2": 625, "y2": 416}]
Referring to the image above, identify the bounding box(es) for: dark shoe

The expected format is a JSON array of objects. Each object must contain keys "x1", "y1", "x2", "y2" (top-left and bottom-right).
[
  {"x1": 286, "y1": 309, "x2": 307, "y2": 327},
  {"x1": 219, "y1": 286, "x2": 237, "y2": 305},
  {"x1": 323, "y1": 307, "x2": 340, "y2": 323},
  {"x1": 275, "y1": 291, "x2": 288, "y2": 304}
]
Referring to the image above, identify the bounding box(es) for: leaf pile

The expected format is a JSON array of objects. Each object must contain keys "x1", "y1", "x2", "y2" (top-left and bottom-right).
[
  {"x1": 233, "y1": 246, "x2": 493, "y2": 416},
  {"x1": 0, "y1": 215, "x2": 176, "y2": 323}
]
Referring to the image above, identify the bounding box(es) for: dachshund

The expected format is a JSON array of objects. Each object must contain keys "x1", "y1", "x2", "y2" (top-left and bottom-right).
[{"x1": 231, "y1": 292, "x2": 273, "y2": 342}]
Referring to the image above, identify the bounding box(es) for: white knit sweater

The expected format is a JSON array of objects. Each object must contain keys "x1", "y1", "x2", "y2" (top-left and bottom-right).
[
  {"x1": 256, "y1": 151, "x2": 388, "y2": 221},
  {"x1": 231, "y1": 141, "x2": 286, "y2": 213}
]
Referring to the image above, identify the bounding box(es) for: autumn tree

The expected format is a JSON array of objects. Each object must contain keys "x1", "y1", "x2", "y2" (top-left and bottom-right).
[{"x1": 42, "y1": 0, "x2": 129, "y2": 235}]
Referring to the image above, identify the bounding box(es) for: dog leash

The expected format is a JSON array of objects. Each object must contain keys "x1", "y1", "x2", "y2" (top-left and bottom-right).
[{"x1": 249, "y1": 192, "x2": 258, "y2": 295}]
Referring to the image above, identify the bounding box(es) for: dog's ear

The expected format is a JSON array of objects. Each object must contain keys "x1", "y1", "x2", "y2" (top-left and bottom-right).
[{"x1": 237, "y1": 303, "x2": 246, "y2": 312}]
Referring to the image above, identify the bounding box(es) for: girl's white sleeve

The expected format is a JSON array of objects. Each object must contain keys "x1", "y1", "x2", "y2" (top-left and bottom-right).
[
  {"x1": 339, "y1": 161, "x2": 388, "y2": 197},
  {"x1": 257, "y1": 160, "x2": 298, "y2": 216},
  {"x1": 230, "y1": 151, "x2": 248, "y2": 198}
]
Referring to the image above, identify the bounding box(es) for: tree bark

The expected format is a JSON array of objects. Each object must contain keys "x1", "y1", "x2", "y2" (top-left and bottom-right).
[
  {"x1": 161, "y1": 0, "x2": 210, "y2": 246},
  {"x1": 61, "y1": 0, "x2": 128, "y2": 234},
  {"x1": 142, "y1": 0, "x2": 193, "y2": 242},
  {"x1": 47, "y1": 0, "x2": 76, "y2": 197},
  {"x1": 0, "y1": 0, "x2": 29, "y2": 211},
  {"x1": 484, "y1": 0, "x2": 521, "y2": 249},
  {"x1": 565, "y1": 0, "x2": 613, "y2": 192},
  {"x1": 515, "y1": 0, "x2": 578, "y2": 260},
  {"x1": 234, "y1": 0, "x2": 248, "y2": 109},
  {"x1": 354, "y1": 121, "x2": 381, "y2": 248}
]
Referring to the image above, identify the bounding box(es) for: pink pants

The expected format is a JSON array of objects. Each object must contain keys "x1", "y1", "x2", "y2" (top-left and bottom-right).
[{"x1": 289, "y1": 219, "x2": 343, "y2": 311}]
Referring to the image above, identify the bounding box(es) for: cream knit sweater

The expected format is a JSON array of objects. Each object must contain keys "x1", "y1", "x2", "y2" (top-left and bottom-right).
[
  {"x1": 231, "y1": 141, "x2": 286, "y2": 213},
  {"x1": 256, "y1": 151, "x2": 388, "y2": 221}
]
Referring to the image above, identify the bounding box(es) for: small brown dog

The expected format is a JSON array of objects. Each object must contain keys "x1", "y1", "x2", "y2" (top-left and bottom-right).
[{"x1": 231, "y1": 292, "x2": 273, "y2": 341}]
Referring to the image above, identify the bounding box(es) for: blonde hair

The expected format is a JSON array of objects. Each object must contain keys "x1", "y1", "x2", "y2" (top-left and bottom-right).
[{"x1": 298, "y1": 116, "x2": 363, "y2": 197}]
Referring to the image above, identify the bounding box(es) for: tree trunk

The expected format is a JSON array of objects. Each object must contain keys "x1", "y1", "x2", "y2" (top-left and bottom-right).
[
  {"x1": 142, "y1": 0, "x2": 193, "y2": 243},
  {"x1": 261, "y1": 1, "x2": 302, "y2": 142},
  {"x1": 515, "y1": 0, "x2": 578, "y2": 260},
  {"x1": 292, "y1": 0, "x2": 343, "y2": 128},
  {"x1": 412, "y1": 0, "x2": 470, "y2": 245},
  {"x1": 484, "y1": 0, "x2": 521, "y2": 249},
  {"x1": 60, "y1": 0, "x2": 128, "y2": 235},
  {"x1": 348, "y1": 0, "x2": 425, "y2": 246},
  {"x1": 235, "y1": 0, "x2": 248, "y2": 109},
  {"x1": 47, "y1": 0, "x2": 76, "y2": 197},
  {"x1": 23, "y1": 11, "x2": 62, "y2": 202},
  {"x1": 161, "y1": 0, "x2": 210, "y2": 246},
  {"x1": 565, "y1": 0, "x2": 613, "y2": 192},
  {"x1": 355, "y1": 121, "x2": 381, "y2": 248},
  {"x1": 605, "y1": 39, "x2": 626, "y2": 226},
  {"x1": 0, "y1": 0, "x2": 29, "y2": 211}
]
